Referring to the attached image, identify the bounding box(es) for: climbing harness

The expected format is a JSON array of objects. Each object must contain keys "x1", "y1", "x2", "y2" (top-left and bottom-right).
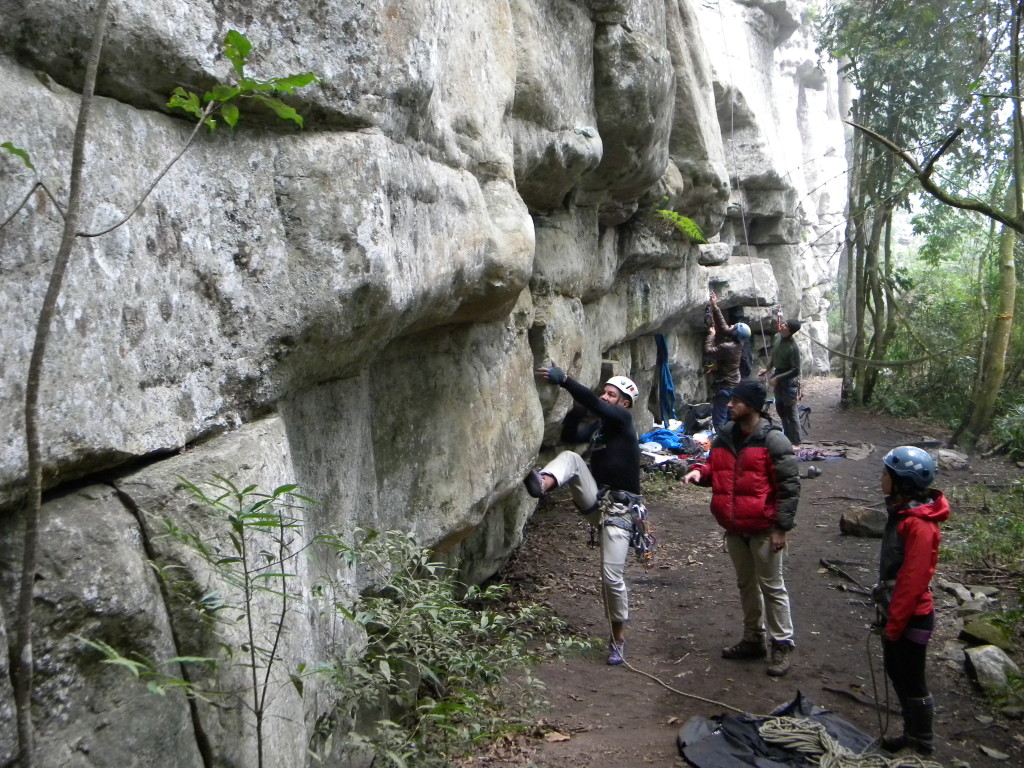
[{"x1": 589, "y1": 489, "x2": 656, "y2": 567}]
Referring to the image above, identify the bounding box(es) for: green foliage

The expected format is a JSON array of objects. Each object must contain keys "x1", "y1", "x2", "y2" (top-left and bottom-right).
[
  {"x1": 992, "y1": 670, "x2": 1024, "y2": 710},
  {"x1": 320, "y1": 528, "x2": 593, "y2": 767},
  {"x1": 81, "y1": 484, "x2": 590, "y2": 766},
  {"x1": 993, "y1": 404, "x2": 1024, "y2": 460},
  {"x1": 943, "y1": 481, "x2": 1024, "y2": 577},
  {"x1": 867, "y1": 256, "x2": 996, "y2": 426},
  {"x1": 1, "y1": 142, "x2": 34, "y2": 171},
  {"x1": 77, "y1": 636, "x2": 218, "y2": 699},
  {"x1": 654, "y1": 209, "x2": 707, "y2": 244},
  {"x1": 159, "y1": 477, "x2": 313, "y2": 767},
  {"x1": 167, "y1": 30, "x2": 318, "y2": 130}
]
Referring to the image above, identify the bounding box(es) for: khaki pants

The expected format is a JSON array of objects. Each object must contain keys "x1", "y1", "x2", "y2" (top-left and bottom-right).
[
  {"x1": 540, "y1": 451, "x2": 631, "y2": 623},
  {"x1": 725, "y1": 530, "x2": 794, "y2": 644}
]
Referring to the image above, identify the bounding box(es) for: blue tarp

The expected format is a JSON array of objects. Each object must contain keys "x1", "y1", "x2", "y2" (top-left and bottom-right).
[{"x1": 640, "y1": 428, "x2": 691, "y2": 453}]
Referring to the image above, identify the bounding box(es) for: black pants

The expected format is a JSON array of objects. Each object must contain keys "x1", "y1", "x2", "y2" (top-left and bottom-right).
[
  {"x1": 773, "y1": 381, "x2": 801, "y2": 446},
  {"x1": 883, "y1": 612, "x2": 934, "y2": 703}
]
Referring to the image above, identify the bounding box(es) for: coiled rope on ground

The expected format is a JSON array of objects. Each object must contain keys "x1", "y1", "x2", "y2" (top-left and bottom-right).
[{"x1": 758, "y1": 717, "x2": 943, "y2": 768}]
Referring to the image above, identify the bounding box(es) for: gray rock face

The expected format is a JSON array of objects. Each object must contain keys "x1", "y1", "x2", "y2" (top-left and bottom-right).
[{"x1": 0, "y1": 0, "x2": 847, "y2": 762}]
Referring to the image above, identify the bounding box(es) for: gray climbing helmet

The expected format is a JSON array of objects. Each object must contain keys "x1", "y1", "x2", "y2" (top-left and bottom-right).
[{"x1": 882, "y1": 446, "x2": 936, "y2": 489}]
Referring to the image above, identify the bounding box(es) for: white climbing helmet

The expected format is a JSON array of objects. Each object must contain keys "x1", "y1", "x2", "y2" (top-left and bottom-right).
[{"x1": 606, "y1": 376, "x2": 639, "y2": 405}]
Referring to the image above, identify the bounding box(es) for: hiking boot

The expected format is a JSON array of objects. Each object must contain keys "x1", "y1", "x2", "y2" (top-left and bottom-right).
[
  {"x1": 882, "y1": 733, "x2": 934, "y2": 755},
  {"x1": 523, "y1": 469, "x2": 546, "y2": 498},
  {"x1": 607, "y1": 640, "x2": 625, "y2": 666},
  {"x1": 883, "y1": 695, "x2": 934, "y2": 755},
  {"x1": 721, "y1": 639, "x2": 766, "y2": 660},
  {"x1": 767, "y1": 641, "x2": 793, "y2": 676}
]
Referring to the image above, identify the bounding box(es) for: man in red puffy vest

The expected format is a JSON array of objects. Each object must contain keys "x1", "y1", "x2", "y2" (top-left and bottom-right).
[{"x1": 683, "y1": 380, "x2": 801, "y2": 676}]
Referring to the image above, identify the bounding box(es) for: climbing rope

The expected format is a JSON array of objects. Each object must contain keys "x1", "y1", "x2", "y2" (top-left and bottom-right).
[
  {"x1": 621, "y1": 658, "x2": 750, "y2": 714},
  {"x1": 865, "y1": 625, "x2": 895, "y2": 742},
  {"x1": 619, "y1": 656, "x2": 945, "y2": 767},
  {"x1": 759, "y1": 717, "x2": 943, "y2": 768}
]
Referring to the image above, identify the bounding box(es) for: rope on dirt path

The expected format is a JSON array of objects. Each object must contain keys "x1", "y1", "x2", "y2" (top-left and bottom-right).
[
  {"x1": 758, "y1": 717, "x2": 943, "y2": 768},
  {"x1": 620, "y1": 659, "x2": 751, "y2": 714}
]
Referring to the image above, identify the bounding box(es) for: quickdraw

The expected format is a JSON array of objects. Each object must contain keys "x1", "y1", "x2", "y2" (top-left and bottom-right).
[
  {"x1": 590, "y1": 489, "x2": 657, "y2": 568},
  {"x1": 630, "y1": 504, "x2": 656, "y2": 568}
]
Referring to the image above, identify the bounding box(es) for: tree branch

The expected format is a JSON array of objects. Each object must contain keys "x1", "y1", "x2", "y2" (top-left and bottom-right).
[
  {"x1": 78, "y1": 101, "x2": 216, "y2": 238},
  {"x1": 845, "y1": 120, "x2": 1024, "y2": 234},
  {"x1": 0, "y1": 182, "x2": 67, "y2": 231}
]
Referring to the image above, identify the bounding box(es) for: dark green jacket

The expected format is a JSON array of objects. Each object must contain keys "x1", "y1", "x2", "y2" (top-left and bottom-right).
[{"x1": 770, "y1": 336, "x2": 801, "y2": 383}]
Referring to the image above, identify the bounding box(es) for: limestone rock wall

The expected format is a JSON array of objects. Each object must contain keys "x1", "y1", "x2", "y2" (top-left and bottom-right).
[{"x1": 0, "y1": 0, "x2": 845, "y2": 764}]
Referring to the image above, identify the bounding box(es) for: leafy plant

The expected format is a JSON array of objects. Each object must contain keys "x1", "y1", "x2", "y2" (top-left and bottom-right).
[
  {"x1": 164, "y1": 477, "x2": 314, "y2": 768},
  {"x1": 654, "y1": 208, "x2": 708, "y2": 244},
  {"x1": 942, "y1": 481, "x2": 1024, "y2": 578},
  {"x1": 993, "y1": 404, "x2": 1024, "y2": 460},
  {"x1": 992, "y1": 670, "x2": 1024, "y2": 710},
  {"x1": 320, "y1": 528, "x2": 593, "y2": 768},
  {"x1": 1, "y1": 141, "x2": 34, "y2": 170},
  {"x1": 81, "y1": 490, "x2": 592, "y2": 767},
  {"x1": 167, "y1": 30, "x2": 316, "y2": 131},
  {"x1": 81, "y1": 478, "x2": 315, "y2": 767}
]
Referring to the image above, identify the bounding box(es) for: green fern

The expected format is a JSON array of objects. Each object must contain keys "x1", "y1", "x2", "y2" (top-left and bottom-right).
[{"x1": 655, "y1": 209, "x2": 707, "y2": 243}]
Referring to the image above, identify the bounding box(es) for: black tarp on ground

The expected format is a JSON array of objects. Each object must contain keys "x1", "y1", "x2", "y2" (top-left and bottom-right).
[{"x1": 677, "y1": 691, "x2": 878, "y2": 767}]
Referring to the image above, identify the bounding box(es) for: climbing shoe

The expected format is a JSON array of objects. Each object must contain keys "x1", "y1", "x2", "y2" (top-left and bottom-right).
[
  {"x1": 523, "y1": 469, "x2": 546, "y2": 498},
  {"x1": 767, "y1": 641, "x2": 794, "y2": 676},
  {"x1": 607, "y1": 640, "x2": 625, "y2": 666},
  {"x1": 721, "y1": 639, "x2": 767, "y2": 660}
]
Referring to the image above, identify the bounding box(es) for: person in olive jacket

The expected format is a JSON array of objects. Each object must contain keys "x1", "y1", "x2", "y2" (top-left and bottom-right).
[
  {"x1": 761, "y1": 316, "x2": 802, "y2": 445},
  {"x1": 683, "y1": 380, "x2": 800, "y2": 676}
]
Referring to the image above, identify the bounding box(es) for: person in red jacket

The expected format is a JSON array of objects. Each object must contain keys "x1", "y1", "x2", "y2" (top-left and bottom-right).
[
  {"x1": 683, "y1": 380, "x2": 800, "y2": 676},
  {"x1": 873, "y1": 446, "x2": 949, "y2": 756}
]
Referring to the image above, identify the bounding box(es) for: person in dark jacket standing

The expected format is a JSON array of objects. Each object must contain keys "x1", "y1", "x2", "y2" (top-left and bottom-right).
[
  {"x1": 683, "y1": 380, "x2": 800, "y2": 676},
  {"x1": 524, "y1": 366, "x2": 643, "y2": 667},
  {"x1": 704, "y1": 291, "x2": 752, "y2": 430},
  {"x1": 873, "y1": 446, "x2": 949, "y2": 756},
  {"x1": 761, "y1": 316, "x2": 802, "y2": 445}
]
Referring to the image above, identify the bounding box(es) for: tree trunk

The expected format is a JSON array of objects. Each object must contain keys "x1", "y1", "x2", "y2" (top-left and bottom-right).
[
  {"x1": 14, "y1": 3, "x2": 111, "y2": 765},
  {"x1": 954, "y1": 224, "x2": 1017, "y2": 451}
]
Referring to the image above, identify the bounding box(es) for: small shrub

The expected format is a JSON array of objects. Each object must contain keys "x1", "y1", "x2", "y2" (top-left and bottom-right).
[
  {"x1": 321, "y1": 529, "x2": 593, "y2": 767},
  {"x1": 943, "y1": 482, "x2": 1024, "y2": 578},
  {"x1": 991, "y1": 670, "x2": 1024, "y2": 710},
  {"x1": 993, "y1": 404, "x2": 1024, "y2": 460}
]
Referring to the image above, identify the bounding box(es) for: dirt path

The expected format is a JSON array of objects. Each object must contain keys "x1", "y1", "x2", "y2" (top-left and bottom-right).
[{"x1": 496, "y1": 377, "x2": 1022, "y2": 768}]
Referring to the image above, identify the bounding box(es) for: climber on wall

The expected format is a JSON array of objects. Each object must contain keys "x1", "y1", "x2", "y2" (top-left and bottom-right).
[
  {"x1": 703, "y1": 291, "x2": 752, "y2": 430},
  {"x1": 523, "y1": 366, "x2": 643, "y2": 667}
]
